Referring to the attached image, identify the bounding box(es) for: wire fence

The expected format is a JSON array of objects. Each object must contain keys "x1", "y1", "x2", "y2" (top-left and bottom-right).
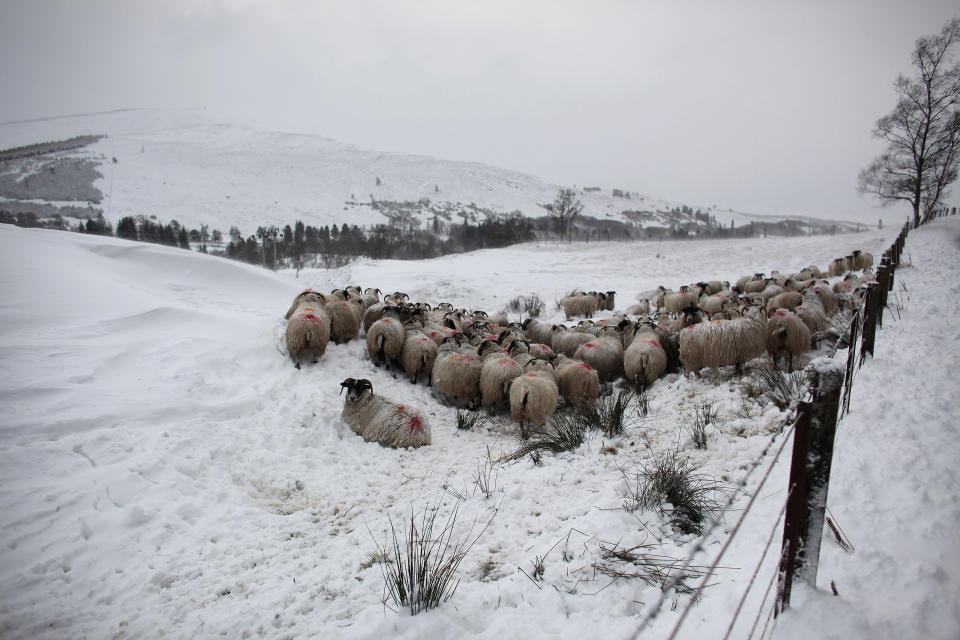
[{"x1": 631, "y1": 212, "x2": 934, "y2": 638}]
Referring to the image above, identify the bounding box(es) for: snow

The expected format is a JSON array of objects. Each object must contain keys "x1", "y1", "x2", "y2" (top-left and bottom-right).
[
  {"x1": 0, "y1": 217, "x2": 956, "y2": 639},
  {"x1": 0, "y1": 109, "x2": 868, "y2": 234}
]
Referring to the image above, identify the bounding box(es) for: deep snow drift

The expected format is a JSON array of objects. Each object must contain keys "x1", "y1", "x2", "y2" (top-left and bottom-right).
[{"x1": 1, "y1": 219, "x2": 956, "y2": 639}]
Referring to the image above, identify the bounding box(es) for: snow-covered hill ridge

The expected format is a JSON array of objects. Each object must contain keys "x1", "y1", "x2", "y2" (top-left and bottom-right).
[{"x1": 0, "y1": 108, "x2": 865, "y2": 235}]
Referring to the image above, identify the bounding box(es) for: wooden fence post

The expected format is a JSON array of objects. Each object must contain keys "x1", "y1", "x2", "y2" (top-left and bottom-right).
[
  {"x1": 776, "y1": 364, "x2": 844, "y2": 614},
  {"x1": 860, "y1": 283, "x2": 879, "y2": 362},
  {"x1": 876, "y1": 262, "x2": 890, "y2": 328}
]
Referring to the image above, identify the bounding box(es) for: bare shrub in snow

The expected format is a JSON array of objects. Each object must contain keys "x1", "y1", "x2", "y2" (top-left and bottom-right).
[{"x1": 619, "y1": 452, "x2": 728, "y2": 536}]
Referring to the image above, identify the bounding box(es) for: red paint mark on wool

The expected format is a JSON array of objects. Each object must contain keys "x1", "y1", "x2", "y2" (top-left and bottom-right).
[
  {"x1": 584, "y1": 343, "x2": 596, "y2": 348},
  {"x1": 407, "y1": 415, "x2": 424, "y2": 434},
  {"x1": 382, "y1": 318, "x2": 392, "y2": 324},
  {"x1": 302, "y1": 314, "x2": 319, "y2": 321},
  {"x1": 577, "y1": 363, "x2": 595, "y2": 371},
  {"x1": 645, "y1": 340, "x2": 662, "y2": 349}
]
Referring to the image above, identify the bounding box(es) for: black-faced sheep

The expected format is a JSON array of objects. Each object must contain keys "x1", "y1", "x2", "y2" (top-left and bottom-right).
[
  {"x1": 339, "y1": 378, "x2": 431, "y2": 448},
  {"x1": 550, "y1": 326, "x2": 594, "y2": 357},
  {"x1": 766, "y1": 309, "x2": 811, "y2": 370},
  {"x1": 561, "y1": 292, "x2": 600, "y2": 319}
]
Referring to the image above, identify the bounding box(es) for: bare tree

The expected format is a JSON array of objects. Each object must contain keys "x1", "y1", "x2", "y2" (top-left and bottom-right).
[
  {"x1": 540, "y1": 188, "x2": 584, "y2": 242},
  {"x1": 859, "y1": 18, "x2": 960, "y2": 228}
]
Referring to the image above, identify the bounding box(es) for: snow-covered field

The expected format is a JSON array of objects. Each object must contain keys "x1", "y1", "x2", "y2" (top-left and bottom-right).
[{"x1": 1, "y1": 218, "x2": 957, "y2": 639}]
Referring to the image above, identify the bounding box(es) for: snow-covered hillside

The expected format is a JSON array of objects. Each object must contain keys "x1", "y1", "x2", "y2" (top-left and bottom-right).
[
  {"x1": 0, "y1": 109, "x2": 866, "y2": 235},
  {"x1": 5, "y1": 220, "x2": 957, "y2": 639}
]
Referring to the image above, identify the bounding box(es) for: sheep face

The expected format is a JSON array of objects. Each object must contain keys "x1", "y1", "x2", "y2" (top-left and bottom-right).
[{"x1": 340, "y1": 378, "x2": 374, "y2": 404}]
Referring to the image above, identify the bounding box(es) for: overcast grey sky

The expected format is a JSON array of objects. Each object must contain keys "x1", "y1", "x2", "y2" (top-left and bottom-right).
[{"x1": 1, "y1": 0, "x2": 957, "y2": 222}]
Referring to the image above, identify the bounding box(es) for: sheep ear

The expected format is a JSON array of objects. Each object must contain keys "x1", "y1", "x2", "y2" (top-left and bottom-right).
[
  {"x1": 358, "y1": 379, "x2": 373, "y2": 392},
  {"x1": 339, "y1": 378, "x2": 355, "y2": 395}
]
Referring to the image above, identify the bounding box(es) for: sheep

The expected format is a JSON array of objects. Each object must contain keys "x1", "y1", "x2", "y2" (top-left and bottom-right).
[
  {"x1": 361, "y1": 287, "x2": 381, "y2": 309},
  {"x1": 663, "y1": 288, "x2": 700, "y2": 314},
  {"x1": 793, "y1": 302, "x2": 829, "y2": 333},
  {"x1": 284, "y1": 289, "x2": 327, "y2": 320},
  {"x1": 765, "y1": 290, "x2": 804, "y2": 314},
  {"x1": 523, "y1": 357, "x2": 560, "y2": 386},
  {"x1": 550, "y1": 326, "x2": 594, "y2": 357},
  {"x1": 851, "y1": 249, "x2": 873, "y2": 270},
  {"x1": 521, "y1": 318, "x2": 555, "y2": 345},
  {"x1": 626, "y1": 300, "x2": 651, "y2": 316},
  {"x1": 600, "y1": 290, "x2": 616, "y2": 311},
  {"x1": 510, "y1": 371, "x2": 560, "y2": 437},
  {"x1": 400, "y1": 330, "x2": 439, "y2": 384},
  {"x1": 552, "y1": 354, "x2": 600, "y2": 405},
  {"x1": 327, "y1": 298, "x2": 364, "y2": 343},
  {"x1": 479, "y1": 353, "x2": 524, "y2": 410},
  {"x1": 573, "y1": 335, "x2": 624, "y2": 382},
  {"x1": 561, "y1": 292, "x2": 600, "y2": 319},
  {"x1": 678, "y1": 314, "x2": 766, "y2": 374},
  {"x1": 367, "y1": 311, "x2": 406, "y2": 366},
  {"x1": 808, "y1": 285, "x2": 839, "y2": 316},
  {"x1": 431, "y1": 351, "x2": 483, "y2": 408},
  {"x1": 285, "y1": 300, "x2": 331, "y2": 368},
  {"x1": 339, "y1": 378, "x2": 431, "y2": 448},
  {"x1": 766, "y1": 309, "x2": 811, "y2": 370},
  {"x1": 828, "y1": 258, "x2": 847, "y2": 277},
  {"x1": 624, "y1": 329, "x2": 668, "y2": 388},
  {"x1": 742, "y1": 278, "x2": 770, "y2": 294}
]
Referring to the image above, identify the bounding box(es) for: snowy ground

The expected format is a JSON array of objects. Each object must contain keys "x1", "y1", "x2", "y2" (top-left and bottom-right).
[{"x1": 0, "y1": 219, "x2": 955, "y2": 639}]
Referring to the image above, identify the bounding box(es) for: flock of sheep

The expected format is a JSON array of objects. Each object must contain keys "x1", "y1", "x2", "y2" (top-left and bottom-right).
[{"x1": 283, "y1": 249, "x2": 874, "y2": 449}]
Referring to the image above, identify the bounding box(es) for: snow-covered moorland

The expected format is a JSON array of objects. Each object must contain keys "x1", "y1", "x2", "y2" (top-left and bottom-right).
[{"x1": 1, "y1": 218, "x2": 957, "y2": 639}]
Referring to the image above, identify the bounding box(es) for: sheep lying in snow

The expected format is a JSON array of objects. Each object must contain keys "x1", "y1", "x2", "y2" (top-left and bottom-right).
[
  {"x1": 339, "y1": 378, "x2": 431, "y2": 448},
  {"x1": 510, "y1": 371, "x2": 559, "y2": 438},
  {"x1": 285, "y1": 291, "x2": 331, "y2": 368}
]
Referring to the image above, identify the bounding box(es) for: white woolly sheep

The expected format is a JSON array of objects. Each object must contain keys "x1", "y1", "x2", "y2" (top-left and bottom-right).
[
  {"x1": 663, "y1": 288, "x2": 701, "y2": 314},
  {"x1": 400, "y1": 330, "x2": 439, "y2": 384},
  {"x1": 550, "y1": 326, "x2": 595, "y2": 357},
  {"x1": 284, "y1": 289, "x2": 328, "y2": 320},
  {"x1": 431, "y1": 351, "x2": 483, "y2": 408},
  {"x1": 624, "y1": 329, "x2": 668, "y2": 388},
  {"x1": 766, "y1": 309, "x2": 811, "y2": 370},
  {"x1": 367, "y1": 312, "x2": 406, "y2": 366},
  {"x1": 561, "y1": 292, "x2": 600, "y2": 319},
  {"x1": 678, "y1": 314, "x2": 766, "y2": 374},
  {"x1": 793, "y1": 302, "x2": 829, "y2": 333},
  {"x1": 510, "y1": 371, "x2": 560, "y2": 438},
  {"x1": 339, "y1": 378, "x2": 431, "y2": 448},
  {"x1": 851, "y1": 249, "x2": 873, "y2": 270},
  {"x1": 808, "y1": 285, "x2": 840, "y2": 316},
  {"x1": 328, "y1": 298, "x2": 364, "y2": 344},
  {"x1": 552, "y1": 354, "x2": 600, "y2": 405},
  {"x1": 285, "y1": 293, "x2": 331, "y2": 368},
  {"x1": 479, "y1": 354, "x2": 524, "y2": 409},
  {"x1": 573, "y1": 335, "x2": 624, "y2": 382},
  {"x1": 765, "y1": 290, "x2": 804, "y2": 314}
]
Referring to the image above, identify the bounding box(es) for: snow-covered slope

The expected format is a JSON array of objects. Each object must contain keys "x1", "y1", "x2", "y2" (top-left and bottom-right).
[
  {"x1": 0, "y1": 109, "x2": 865, "y2": 235},
  {"x1": 6, "y1": 220, "x2": 955, "y2": 639}
]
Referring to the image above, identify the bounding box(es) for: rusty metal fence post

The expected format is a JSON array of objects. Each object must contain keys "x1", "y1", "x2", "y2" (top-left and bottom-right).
[{"x1": 776, "y1": 365, "x2": 843, "y2": 615}]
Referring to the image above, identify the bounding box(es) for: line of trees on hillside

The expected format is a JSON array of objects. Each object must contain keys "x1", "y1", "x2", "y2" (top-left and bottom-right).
[{"x1": 223, "y1": 214, "x2": 536, "y2": 271}]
